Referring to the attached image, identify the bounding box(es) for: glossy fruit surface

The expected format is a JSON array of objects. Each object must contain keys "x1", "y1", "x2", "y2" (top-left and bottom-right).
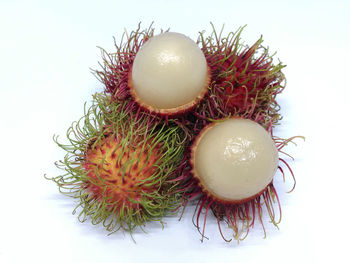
[{"x1": 192, "y1": 118, "x2": 278, "y2": 203}]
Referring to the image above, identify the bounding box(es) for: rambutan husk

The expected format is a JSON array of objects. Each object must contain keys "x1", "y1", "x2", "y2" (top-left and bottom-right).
[
  {"x1": 128, "y1": 68, "x2": 211, "y2": 117},
  {"x1": 173, "y1": 116, "x2": 304, "y2": 242},
  {"x1": 187, "y1": 24, "x2": 286, "y2": 136},
  {"x1": 46, "y1": 92, "x2": 186, "y2": 234},
  {"x1": 94, "y1": 24, "x2": 156, "y2": 104}
]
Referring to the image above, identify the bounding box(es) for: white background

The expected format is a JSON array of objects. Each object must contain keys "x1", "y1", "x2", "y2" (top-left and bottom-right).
[{"x1": 1, "y1": 0, "x2": 349, "y2": 262}]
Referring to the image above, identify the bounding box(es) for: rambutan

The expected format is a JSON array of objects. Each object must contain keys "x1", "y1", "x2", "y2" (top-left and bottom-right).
[
  {"x1": 94, "y1": 24, "x2": 210, "y2": 118},
  {"x1": 190, "y1": 25, "x2": 286, "y2": 134},
  {"x1": 47, "y1": 93, "x2": 186, "y2": 233},
  {"x1": 176, "y1": 117, "x2": 303, "y2": 242}
]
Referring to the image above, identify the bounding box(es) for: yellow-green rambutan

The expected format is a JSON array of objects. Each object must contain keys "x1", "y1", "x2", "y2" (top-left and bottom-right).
[{"x1": 47, "y1": 93, "x2": 186, "y2": 234}]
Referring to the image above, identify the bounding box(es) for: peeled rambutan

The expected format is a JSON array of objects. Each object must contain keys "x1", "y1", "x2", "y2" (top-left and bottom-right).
[
  {"x1": 176, "y1": 117, "x2": 302, "y2": 242},
  {"x1": 94, "y1": 24, "x2": 210, "y2": 118},
  {"x1": 47, "y1": 93, "x2": 185, "y2": 233},
  {"x1": 192, "y1": 118, "x2": 278, "y2": 204}
]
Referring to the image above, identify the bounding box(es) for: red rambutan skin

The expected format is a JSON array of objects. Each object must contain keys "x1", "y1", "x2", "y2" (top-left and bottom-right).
[
  {"x1": 207, "y1": 41, "x2": 283, "y2": 113},
  {"x1": 190, "y1": 27, "x2": 286, "y2": 136},
  {"x1": 83, "y1": 134, "x2": 161, "y2": 211},
  {"x1": 128, "y1": 66, "x2": 211, "y2": 117}
]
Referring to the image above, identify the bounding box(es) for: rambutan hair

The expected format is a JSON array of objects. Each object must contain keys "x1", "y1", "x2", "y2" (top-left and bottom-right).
[
  {"x1": 94, "y1": 24, "x2": 155, "y2": 103},
  {"x1": 188, "y1": 24, "x2": 286, "y2": 135},
  {"x1": 46, "y1": 92, "x2": 186, "y2": 234}
]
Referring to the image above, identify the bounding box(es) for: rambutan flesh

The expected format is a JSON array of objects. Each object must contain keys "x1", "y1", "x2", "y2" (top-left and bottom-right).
[
  {"x1": 190, "y1": 25, "x2": 286, "y2": 134},
  {"x1": 129, "y1": 32, "x2": 210, "y2": 116},
  {"x1": 47, "y1": 93, "x2": 185, "y2": 233},
  {"x1": 94, "y1": 25, "x2": 210, "y2": 118},
  {"x1": 192, "y1": 118, "x2": 278, "y2": 204},
  {"x1": 176, "y1": 117, "x2": 301, "y2": 242}
]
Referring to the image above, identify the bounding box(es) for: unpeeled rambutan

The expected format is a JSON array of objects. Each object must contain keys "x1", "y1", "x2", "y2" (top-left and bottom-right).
[
  {"x1": 189, "y1": 24, "x2": 286, "y2": 134},
  {"x1": 47, "y1": 93, "x2": 186, "y2": 233}
]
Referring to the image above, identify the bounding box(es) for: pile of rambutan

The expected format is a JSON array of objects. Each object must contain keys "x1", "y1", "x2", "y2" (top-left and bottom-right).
[{"x1": 47, "y1": 23, "x2": 302, "y2": 243}]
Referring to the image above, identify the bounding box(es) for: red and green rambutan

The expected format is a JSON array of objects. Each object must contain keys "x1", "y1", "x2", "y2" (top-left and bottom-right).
[{"x1": 46, "y1": 93, "x2": 186, "y2": 234}]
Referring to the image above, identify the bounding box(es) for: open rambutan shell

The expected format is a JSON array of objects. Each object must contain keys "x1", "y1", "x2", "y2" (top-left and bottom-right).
[
  {"x1": 175, "y1": 117, "x2": 301, "y2": 242},
  {"x1": 94, "y1": 25, "x2": 210, "y2": 119}
]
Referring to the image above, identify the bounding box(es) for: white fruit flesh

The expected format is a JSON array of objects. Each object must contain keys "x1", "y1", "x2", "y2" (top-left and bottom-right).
[
  {"x1": 131, "y1": 32, "x2": 208, "y2": 111},
  {"x1": 193, "y1": 119, "x2": 279, "y2": 202}
]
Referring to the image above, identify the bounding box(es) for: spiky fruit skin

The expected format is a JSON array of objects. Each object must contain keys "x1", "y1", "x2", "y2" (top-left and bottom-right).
[
  {"x1": 206, "y1": 40, "x2": 284, "y2": 114},
  {"x1": 83, "y1": 134, "x2": 161, "y2": 211},
  {"x1": 189, "y1": 26, "x2": 286, "y2": 136},
  {"x1": 94, "y1": 26, "x2": 153, "y2": 111},
  {"x1": 48, "y1": 93, "x2": 185, "y2": 233}
]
